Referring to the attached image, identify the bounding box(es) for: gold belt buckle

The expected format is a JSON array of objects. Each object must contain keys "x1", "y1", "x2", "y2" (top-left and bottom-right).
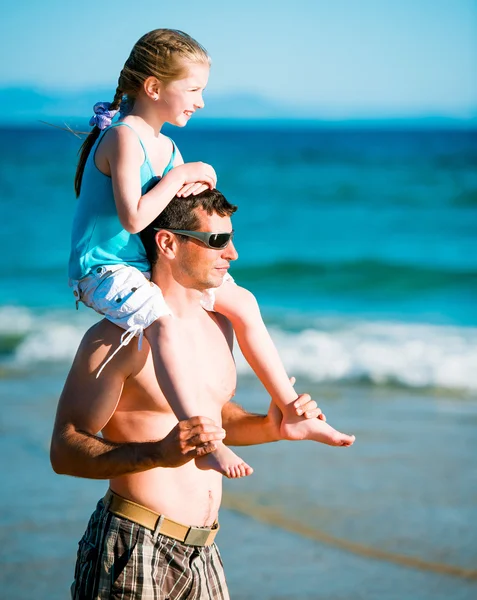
[{"x1": 184, "y1": 526, "x2": 211, "y2": 546}]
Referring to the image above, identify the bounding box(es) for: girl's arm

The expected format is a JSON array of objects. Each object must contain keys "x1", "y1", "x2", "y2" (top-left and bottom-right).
[
  {"x1": 214, "y1": 282, "x2": 299, "y2": 411},
  {"x1": 105, "y1": 127, "x2": 216, "y2": 233}
]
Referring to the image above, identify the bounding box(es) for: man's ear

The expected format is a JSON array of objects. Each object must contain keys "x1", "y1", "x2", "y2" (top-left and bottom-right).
[
  {"x1": 143, "y1": 76, "x2": 161, "y2": 101},
  {"x1": 155, "y1": 230, "x2": 178, "y2": 259}
]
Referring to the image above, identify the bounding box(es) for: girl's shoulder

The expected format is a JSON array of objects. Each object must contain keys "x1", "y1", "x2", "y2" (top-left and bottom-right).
[
  {"x1": 98, "y1": 122, "x2": 145, "y2": 155},
  {"x1": 94, "y1": 122, "x2": 146, "y2": 173}
]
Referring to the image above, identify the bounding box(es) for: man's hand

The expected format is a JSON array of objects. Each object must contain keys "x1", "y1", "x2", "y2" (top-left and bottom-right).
[
  {"x1": 158, "y1": 416, "x2": 226, "y2": 468},
  {"x1": 267, "y1": 377, "x2": 326, "y2": 439}
]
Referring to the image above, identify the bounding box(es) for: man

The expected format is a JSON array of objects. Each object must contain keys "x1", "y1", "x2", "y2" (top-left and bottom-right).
[{"x1": 51, "y1": 189, "x2": 333, "y2": 599}]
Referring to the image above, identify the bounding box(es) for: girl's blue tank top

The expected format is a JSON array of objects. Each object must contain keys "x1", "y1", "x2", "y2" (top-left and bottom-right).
[{"x1": 68, "y1": 122, "x2": 177, "y2": 280}]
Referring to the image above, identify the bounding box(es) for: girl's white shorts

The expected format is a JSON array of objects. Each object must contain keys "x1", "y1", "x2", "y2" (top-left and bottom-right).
[{"x1": 70, "y1": 263, "x2": 233, "y2": 334}]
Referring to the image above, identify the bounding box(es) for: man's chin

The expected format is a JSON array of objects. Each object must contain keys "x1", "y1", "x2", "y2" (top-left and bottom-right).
[
  {"x1": 203, "y1": 273, "x2": 226, "y2": 290},
  {"x1": 182, "y1": 269, "x2": 228, "y2": 292},
  {"x1": 204, "y1": 279, "x2": 222, "y2": 290}
]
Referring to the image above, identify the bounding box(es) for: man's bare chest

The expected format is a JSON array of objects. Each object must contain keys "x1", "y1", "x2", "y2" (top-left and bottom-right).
[{"x1": 122, "y1": 313, "x2": 236, "y2": 414}]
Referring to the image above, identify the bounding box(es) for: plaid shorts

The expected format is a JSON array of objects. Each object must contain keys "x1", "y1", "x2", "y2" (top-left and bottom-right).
[{"x1": 71, "y1": 499, "x2": 229, "y2": 600}]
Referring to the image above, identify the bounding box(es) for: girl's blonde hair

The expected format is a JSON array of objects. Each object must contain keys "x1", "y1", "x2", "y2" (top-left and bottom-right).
[{"x1": 74, "y1": 29, "x2": 210, "y2": 196}]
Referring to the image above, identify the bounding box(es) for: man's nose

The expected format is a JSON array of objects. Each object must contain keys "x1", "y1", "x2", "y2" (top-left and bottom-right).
[{"x1": 223, "y1": 240, "x2": 238, "y2": 261}]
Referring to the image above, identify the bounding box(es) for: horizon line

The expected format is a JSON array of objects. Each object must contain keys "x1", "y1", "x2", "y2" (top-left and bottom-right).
[{"x1": 1, "y1": 116, "x2": 476, "y2": 132}]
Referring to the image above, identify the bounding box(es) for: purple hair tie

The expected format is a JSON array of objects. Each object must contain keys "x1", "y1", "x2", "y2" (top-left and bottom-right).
[{"x1": 89, "y1": 102, "x2": 118, "y2": 130}]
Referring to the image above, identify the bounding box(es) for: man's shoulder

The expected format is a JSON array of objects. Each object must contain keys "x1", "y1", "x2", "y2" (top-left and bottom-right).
[
  {"x1": 80, "y1": 318, "x2": 123, "y2": 347},
  {"x1": 76, "y1": 319, "x2": 138, "y2": 372}
]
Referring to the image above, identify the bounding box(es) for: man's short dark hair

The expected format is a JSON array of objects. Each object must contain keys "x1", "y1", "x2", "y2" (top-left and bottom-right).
[{"x1": 140, "y1": 188, "x2": 238, "y2": 266}]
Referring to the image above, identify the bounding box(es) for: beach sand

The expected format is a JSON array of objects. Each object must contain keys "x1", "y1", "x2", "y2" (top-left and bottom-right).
[{"x1": 1, "y1": 371, "x2": 476, "y2": 599}]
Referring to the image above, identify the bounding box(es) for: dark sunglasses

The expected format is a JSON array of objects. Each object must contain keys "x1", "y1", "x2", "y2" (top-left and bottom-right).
[{"x1": 154, "y1": 228, "x2": 234, "y2": 249}]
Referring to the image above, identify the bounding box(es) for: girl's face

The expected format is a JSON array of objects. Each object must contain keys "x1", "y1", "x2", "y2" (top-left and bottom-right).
[{"x1": 159, "y1": 62, "x2": 210, "y2": 127}]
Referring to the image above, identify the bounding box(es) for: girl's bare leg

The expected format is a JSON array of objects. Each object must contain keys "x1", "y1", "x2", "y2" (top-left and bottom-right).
[
  {"x1": 214, "y1": 284, "x2": 355, "y2": 447},
  {"x1": 145, "y1": 318, "x2": 253, "y2": 477}
]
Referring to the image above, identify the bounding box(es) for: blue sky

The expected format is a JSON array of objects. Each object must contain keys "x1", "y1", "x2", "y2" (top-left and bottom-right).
[{"x1": 2, "y1": 0, "x2": 476, "y2": 119}]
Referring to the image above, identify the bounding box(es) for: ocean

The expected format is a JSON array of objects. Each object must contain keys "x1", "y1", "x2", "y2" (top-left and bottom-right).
[{"x1": 1, "y1": 122, "x2": 476, "y2": 599}]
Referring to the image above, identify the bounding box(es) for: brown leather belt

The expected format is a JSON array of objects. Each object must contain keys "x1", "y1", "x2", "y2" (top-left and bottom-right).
[{"x1": 104, "y1": 489, "x2": 219, "y2": 547}]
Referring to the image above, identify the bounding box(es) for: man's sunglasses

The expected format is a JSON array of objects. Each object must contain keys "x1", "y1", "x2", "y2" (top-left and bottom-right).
[{"x1": 154, "y1": 228, "x2": 234, "y2": 249}]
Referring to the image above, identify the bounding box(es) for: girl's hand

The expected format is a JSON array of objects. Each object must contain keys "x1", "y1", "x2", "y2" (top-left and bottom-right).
[
  {"x1": 176, "y1": 182, "x2": 210, "y2": 197},
  {"x1": 173, "y1": 162, "x2": 217, "y2": 197}
]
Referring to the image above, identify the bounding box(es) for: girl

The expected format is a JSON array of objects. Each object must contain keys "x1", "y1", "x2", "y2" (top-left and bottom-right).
[{"x1": 69, "y1": 29, "x2": 355, "y2": 480}]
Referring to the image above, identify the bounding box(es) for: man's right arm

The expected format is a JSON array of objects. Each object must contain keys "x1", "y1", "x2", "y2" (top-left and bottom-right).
[{"x1": 50, "y1": 323, "x2": 225, "y2": 479}]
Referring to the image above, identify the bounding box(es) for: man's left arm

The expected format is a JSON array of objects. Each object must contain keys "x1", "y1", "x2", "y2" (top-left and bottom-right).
[{"x1": 222, "y1": 393, "x2": 323, "y2": 446}]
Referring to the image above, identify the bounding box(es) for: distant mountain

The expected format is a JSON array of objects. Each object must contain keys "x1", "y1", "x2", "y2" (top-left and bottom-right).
[
  {"x1": 0, "y1": 86, "x2": 297, "y2": 123},
  {"x1": 0, "y1": 86, "x2": 113, "y2": 126},
  {"x1": 1, "y1": 86, "x2": 476, "y2": 128}
]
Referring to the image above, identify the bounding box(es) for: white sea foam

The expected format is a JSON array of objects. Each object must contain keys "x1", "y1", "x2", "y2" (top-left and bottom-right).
[
  {"x1": 234, "y1": 319, "x2": 477, "y2": 392},
  {"x1": 0, "y1": 305, "x2": 97, "y2": 365},
  {"x1": 1, "y1": 305, "x2": 476, "y2": 392},
  {"x1": 0, "y1": 305, "x2": 35, "y2": 335}
]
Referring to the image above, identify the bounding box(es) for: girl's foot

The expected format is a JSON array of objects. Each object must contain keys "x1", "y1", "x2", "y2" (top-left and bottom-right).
[
  {"x1": 196, "y1": 442, "x2": 253, "y2": 478},
  {"x1": 281, "y1": 407, "x2": 355, "y2": 446}
]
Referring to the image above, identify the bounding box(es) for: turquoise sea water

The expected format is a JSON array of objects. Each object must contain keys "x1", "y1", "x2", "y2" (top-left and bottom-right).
[
  {"x1": 1, "y1": 123, "x2": 476, "y2": 598},
  {"x1": 1, "y1": 124, "x2": 476, "y2": 391}
]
